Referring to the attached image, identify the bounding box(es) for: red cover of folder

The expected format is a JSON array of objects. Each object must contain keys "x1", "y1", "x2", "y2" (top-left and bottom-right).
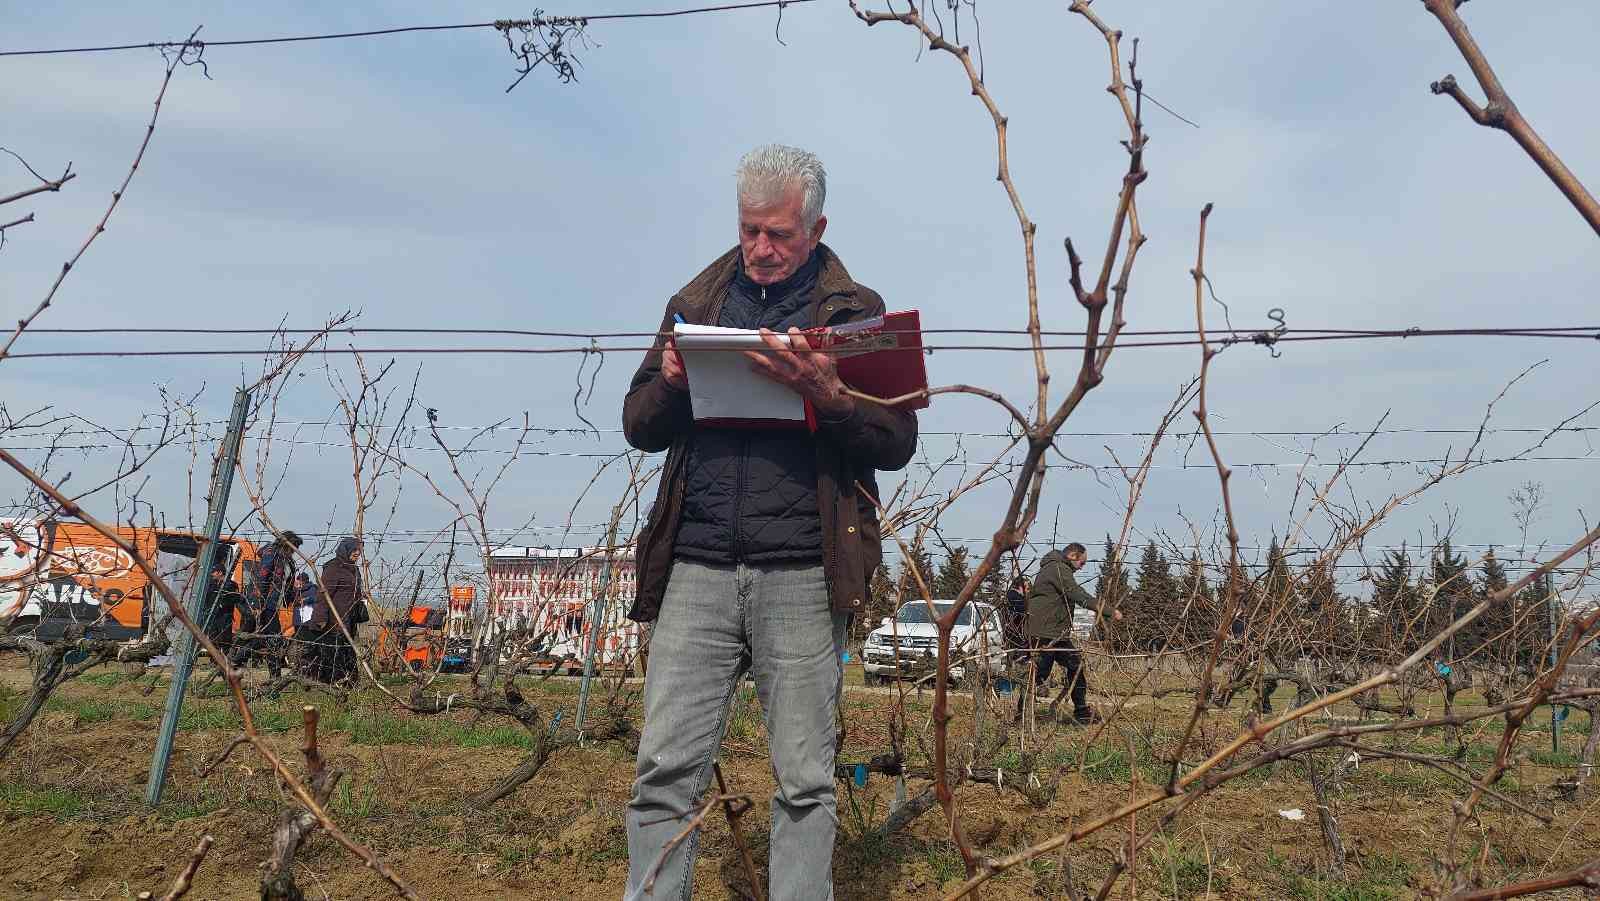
[
  {"x1": 682, "y1": 310, "x2": 929, "y2": 430},
  {"x1": 810, "y1": 309, "x2": 930, "y2": 412}
]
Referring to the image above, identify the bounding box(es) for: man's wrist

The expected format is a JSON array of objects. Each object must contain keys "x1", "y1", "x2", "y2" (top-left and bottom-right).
[{"x1": 814, "y1": 393, "x2": 855, "y2": 422}]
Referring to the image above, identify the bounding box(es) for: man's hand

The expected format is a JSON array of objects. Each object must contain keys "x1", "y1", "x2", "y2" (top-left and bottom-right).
[
  {"x1": 745, "y1": 327, "x2": 853, "y2": 419},
  {"x1": 1112, "y1": 609, "x2": 1123, "y2": 622},
  {"x1": 660, "y1": 339, "x2": 687, "y2": 391}
]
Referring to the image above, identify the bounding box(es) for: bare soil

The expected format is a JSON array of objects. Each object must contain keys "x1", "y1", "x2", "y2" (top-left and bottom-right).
[{"x1": 0, "y1": 660, "x2": 1595, "y2": 900}]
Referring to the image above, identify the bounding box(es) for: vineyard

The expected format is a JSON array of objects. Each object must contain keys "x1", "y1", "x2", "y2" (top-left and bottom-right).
[
  {"x1": 0, "y1": 658, "x2": 1594, "y2": 900},
  {"x1": 3, "y1": 1, "x2": 1600, "y2": 899}
]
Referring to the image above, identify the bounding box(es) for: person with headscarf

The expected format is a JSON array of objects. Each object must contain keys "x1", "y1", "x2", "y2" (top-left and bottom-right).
[{"x1": 315, "y1": 538, "x2": 364, "y2": 684}]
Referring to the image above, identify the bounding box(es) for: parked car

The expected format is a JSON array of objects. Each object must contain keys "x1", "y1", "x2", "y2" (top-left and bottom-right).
[{"x1": 861, "y1": 600, "x2": 1005, "y2": 686}]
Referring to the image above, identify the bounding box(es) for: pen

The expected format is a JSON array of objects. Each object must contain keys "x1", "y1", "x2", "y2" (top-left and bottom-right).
[{"x1": 672, "y1": 312, "x2": 686, "y2": 325}]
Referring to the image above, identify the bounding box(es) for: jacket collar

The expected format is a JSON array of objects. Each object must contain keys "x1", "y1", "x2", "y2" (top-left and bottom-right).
[
  {"x1": 732, "y1": 248, "x2": 822, "y2": 299},
  {"x1": 673, "y1": 243, "x2": 860, "y2": 322}
]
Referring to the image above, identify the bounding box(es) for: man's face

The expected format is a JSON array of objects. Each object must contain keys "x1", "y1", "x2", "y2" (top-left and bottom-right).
[
  {"x1": 1066, "y1": 549, "x2": 1087, "y2": 570},
  {"x1": 738, "y1": 186, "x2": 826, "y2": 286}
]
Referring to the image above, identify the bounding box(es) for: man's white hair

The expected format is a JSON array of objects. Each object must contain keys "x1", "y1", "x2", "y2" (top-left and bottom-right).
[{"x1": 736, "y1": 144, "x2": 827, "y2": 231}]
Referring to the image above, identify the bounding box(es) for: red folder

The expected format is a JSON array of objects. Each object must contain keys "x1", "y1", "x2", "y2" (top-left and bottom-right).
[{"x1": 808, "y1": 309, "x2": 930, "y2": 412}]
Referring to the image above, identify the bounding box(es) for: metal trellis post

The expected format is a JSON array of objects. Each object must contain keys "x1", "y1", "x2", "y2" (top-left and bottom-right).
[
  {"x1": 575, "y1": 512, "x2": 621, "y2": 739},
  {"x1": 145, "y1": 386, "x2": 250, "y2": 806}
]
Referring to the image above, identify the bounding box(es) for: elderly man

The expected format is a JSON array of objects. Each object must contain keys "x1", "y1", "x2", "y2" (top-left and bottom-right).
[{"x1": 621, "y1": 145, "x2": 918, "y2": 900}]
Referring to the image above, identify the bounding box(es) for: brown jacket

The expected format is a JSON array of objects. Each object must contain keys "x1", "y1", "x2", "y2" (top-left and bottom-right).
[
  {"x1": 314, "y1": 556, "x2": 361, "y2": 631},
  {"x1": 622, "y1": 244, "x2": 919, "y2": 622}
]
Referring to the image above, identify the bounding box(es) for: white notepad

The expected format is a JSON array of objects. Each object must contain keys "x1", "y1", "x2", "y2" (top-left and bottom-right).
[{"x1": 673, "y1": 323, "x2": 806, "y2": 423}]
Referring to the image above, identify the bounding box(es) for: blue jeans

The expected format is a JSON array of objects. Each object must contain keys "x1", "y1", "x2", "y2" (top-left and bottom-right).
[{"x1": 625, "y1": 560, "x2": 847, "y2": 901}]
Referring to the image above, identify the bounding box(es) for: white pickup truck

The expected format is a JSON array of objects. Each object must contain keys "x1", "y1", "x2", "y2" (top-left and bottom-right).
[{"x1": 860, "y1": 600, "x2": 1006, "y2": 686}]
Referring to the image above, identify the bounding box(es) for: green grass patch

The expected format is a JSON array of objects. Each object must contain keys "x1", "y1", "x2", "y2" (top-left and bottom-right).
[
  {"x1": 1152, "y1": 839, "x2": 1221, "y2": 899},
  {"x1": 0, "y1": 684, "x2": 22, "y2": 722},
  {"x1": 1369, "y1": 765, "x2": 1456, "y2": 797},
  {"x1": 0, "y1": 781, "x2": 93, "y2": 818},
  {"x1": 583, "y1": 831, "x2": 629, "y2": 865},
  {"x1": 839, "y1": 823, "x2": 895, "y2": 869},
  {"x1": 990, "y1": 747, "x2": 1025, "y2": 772},
  {"x1": 1076, "y1": 745, "x2": 1166, "y2": 785},
  {"x1": 926, "y1": 844, "x2": 964, "y2": 884},
  {"x1": 157, "y1": 793, "x2": 227, "y2": 822},
  {"x1": 323, "y1": 707, "x2": 534, "y2": 749},
  {"x1": 179, "y1": 704, "x2": 244, "y2": 732},
  {"x1": 1269, "y1": 850, "x2": 1412, "y2": 900},
  {"x1": 495, "y1": 842, "x2": 537, "y2": 871},
  {"x1": 330, "y1": 709, "x2": 441, "y2": 745},
  {"x1": 44, "y1": 696, "x2": 122, "y2": 724},
  {"x1": 333, "y1": 777, "x2": 383, "y2": 820},
  {"x1": 78, "y1": 671, "x2": 128, "y2": 688},
  {"x1": 455, "y1": 723, "x2": 536, "y2": 750},
  {"x1": 724, "y1": 685, "x2": 765, "y2": 746},
  {"x1": 1528, "y1": 747, "x2": 1581, "y2": 767}
]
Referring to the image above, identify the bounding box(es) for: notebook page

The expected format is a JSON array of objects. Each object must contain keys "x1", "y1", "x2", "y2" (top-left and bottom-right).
[{"x1": 673, "y1": 324, "x2": 805, "y2": 422}]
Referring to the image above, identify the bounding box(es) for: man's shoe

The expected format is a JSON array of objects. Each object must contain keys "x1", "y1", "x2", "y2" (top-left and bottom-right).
[{"x1": 1072, "y1": 708, "x2": 1103, "y2": 725}]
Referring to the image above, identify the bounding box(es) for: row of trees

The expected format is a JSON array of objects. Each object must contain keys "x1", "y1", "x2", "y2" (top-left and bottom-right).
[
  {"x1": 868, "y1": 536, "x2": 1565, "y2": 669},
  {"x1": 865, "y1": 545, "x2": 1014, "y2": 628},
  {"x1": 1100, "y1": 536, "x2": 1562, "y2": 669}
]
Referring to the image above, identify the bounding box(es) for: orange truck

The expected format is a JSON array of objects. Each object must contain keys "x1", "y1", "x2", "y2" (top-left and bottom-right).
[{"x1": 1, "y1": 518, "x2": 265, "y2": 642}]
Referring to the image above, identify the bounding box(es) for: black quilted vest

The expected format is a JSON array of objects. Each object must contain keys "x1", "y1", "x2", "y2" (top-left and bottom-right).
[{"x1": 673, "y1": 252, "x2": 824, "y2": 565}]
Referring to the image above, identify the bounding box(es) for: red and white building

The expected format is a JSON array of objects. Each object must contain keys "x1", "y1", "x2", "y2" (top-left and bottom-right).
[{"x1": 482, "y1": 545, "x2": 640, "y2": 668}]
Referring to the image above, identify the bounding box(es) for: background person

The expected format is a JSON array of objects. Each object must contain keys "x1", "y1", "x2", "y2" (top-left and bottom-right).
[{"x1": 1019, "y1": 542, "x2": 1120, "y2": 724}]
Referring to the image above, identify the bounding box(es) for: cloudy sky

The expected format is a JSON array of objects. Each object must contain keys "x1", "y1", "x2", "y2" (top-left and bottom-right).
[{"x1": 2, "y1": 1, "x2": 1597, "y2": 596}]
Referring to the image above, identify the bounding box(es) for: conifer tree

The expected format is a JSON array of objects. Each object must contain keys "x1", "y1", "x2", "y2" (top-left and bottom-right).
[
  {"x1": 977, "y1": 557, "x2": 1009, "y2": 604},
  {"x1": 933, "y1": 546, "x2": 972, "y2": 599},
  {"x1": 1514, "y1": 569, "x2": 1558, "y2": 670},
  {"x1": 1177, "y1": 553, "x2": 1216, "y2": 644},
  {"x1": 1373, "y1": 549, "x2": 1418, "y2": 659},
  {"x1": 1430, "y1": 540, "x2": 1473, "y2": 659},
  {"x1": 897, "y1": 545, "x2": 935, "y2": 601},
  {"x1": 1472, "y1": 549, "x2": 1512, "y2": 661},
  {"x1": 867, "y1": 563, "x2": 898, "y2": 630},
  {"x1": 1298, "y1": 557, "x2": 1344, "y2": 661},
  {"x1": 1261, "y1": 536, "x2": 1293, "y2": 609},
  {"x1": 1097, "y1": 536, "x2": 1134, "y2": 650},
  {"x1": 1133, "y1": 541, "x2": 1175, "y2": 650}
]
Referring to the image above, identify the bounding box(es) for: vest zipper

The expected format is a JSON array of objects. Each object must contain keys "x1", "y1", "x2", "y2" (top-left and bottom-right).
[{"x1": 736, "y1": 286, "x2": 764, "y2": 561}]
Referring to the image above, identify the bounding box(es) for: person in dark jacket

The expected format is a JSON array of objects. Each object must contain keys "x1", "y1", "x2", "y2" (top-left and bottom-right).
[
  {"x1": 1018, "y1": 543, "x2": 1120, "y2": 724},
  {"x1": 288, "y1": 572, "x2": 319, "y2": 676},
  {"x1": 199, "y1": 567, "x2": 243, "y2": 653},
  {"x1": 292, "y1": 572, "x2": 318, "y2": 628},
  {"x1": 247, "y1": 532, "x2": 301, "y2": 624},
  {"x1": 621, "y1": 145, "x2": 918, "y2": 901},
  {"x1": 1003, "y1": 574, "x2": 1030, "y2": 655},
  {"x1": 315, "y1": 538, "x2": 363, "y2": 685},
  {"x1": 232, "y1": 531, "x2": 301, "y2": 678}
]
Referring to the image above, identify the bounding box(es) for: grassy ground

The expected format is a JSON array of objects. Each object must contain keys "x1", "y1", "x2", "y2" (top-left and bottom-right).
[{"x1": 0, "y1": 660, "x2": 1594, "y2": 899}]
